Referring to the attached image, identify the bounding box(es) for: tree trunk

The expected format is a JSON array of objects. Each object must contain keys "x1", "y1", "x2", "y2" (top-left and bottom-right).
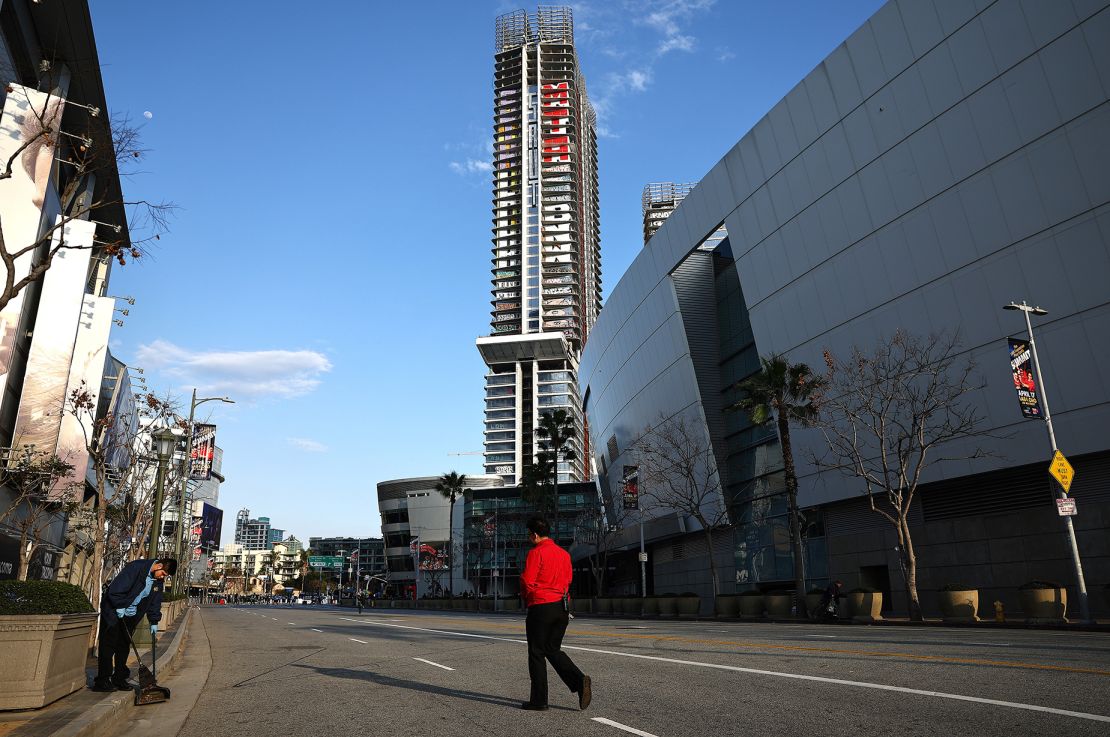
[
  {"x1": 702, "y1": 525, "x2": 720, "y2": 598},
  {"x1": 447, "y1": 496, "x2": 455, "y2": 598},
  {"x1": 778, "y1": 412, "x2": 808, "y2": 617},
  {"x1": 900, "y1": 515, "x2": 922, "y2": 621},
  {"x1": 17, "y1": 540, "x2": 31, "y2": 580}
]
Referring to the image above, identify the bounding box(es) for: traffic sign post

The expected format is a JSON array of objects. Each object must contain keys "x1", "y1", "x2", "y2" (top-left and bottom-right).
[
  {"x1": 1048, "y1": 450, "x2": 1074, "y2": 493},
  {"x1": 309, "y1": 556, "x2": 343, "y2": 568},
  {"x1": 1056, "y1": 498, "x2": 1077, "y2": 516},
  {"x1": 1004, "y1": 300, "x2": 1090, "y2": 622}
]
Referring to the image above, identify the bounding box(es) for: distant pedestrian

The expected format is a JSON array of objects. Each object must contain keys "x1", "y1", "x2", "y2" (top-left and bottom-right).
[
  {"x1": 91, "y1": 558, "x2": 177, "y2": 692},
  {"x1": 519, "y1": 516, "x2": 591, "y2": 712},
  {"x1": 819, "y1": 580, "x2": 844, "y2": 620}
]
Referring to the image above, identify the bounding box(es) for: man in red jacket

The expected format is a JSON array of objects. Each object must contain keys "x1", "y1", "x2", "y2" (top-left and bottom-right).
[{"x1": 519, "y1": 516, "x2": 591, "y2": 711}]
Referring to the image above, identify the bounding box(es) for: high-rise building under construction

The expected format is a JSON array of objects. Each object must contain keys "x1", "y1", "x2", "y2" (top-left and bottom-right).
[{"x1": 476, "y1": 7, "x2": 599, "y2": 487}]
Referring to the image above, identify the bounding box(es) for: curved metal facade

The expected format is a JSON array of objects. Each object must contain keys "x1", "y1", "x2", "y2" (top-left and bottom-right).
[{"x1": 580, "y1": 0, "x2": 1110, "y2": 608}]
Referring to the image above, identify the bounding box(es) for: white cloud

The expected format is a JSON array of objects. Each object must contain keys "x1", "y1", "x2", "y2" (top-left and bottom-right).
[
  {"x1": 626, "y1": 69, "x2": 650, "y2": 92},
  {"x1": 716, "y1": 46, "x2": 736, "y2": 62},
  {"x1": 658, "y1": 34, "x2": 695, "y2": 54},
  {"x1": 287, "y1": 437, "x2": 328, "y2": 453},
  {"x1": 449, "y1": 158, "x2": 493, "y2": 175},
  {"x1": 135, "y1": 339, "x2": 332, "y2": 399}
]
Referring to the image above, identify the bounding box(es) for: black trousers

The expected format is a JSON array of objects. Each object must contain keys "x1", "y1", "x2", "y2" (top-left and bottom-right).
[
  {"x1": 525, "y1": 601, "x2": 585, "y2": 705},
  {"x1": 96, "y1": 613, "x2": 140, "y2": 684}
]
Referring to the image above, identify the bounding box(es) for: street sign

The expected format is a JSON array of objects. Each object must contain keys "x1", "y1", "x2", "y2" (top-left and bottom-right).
[
  {"x1": 1056, "y1": 498, "x2": 1077, "y2": 516},
  {"x1": 1048, "y1": 450, "x2": 1074, "y2": 493},
  {"x1": 638, "y1": 552, "x2": 648, "y2": 563},
  {"x1": 308, "y1": 555, "x2": 343, "y2": 568}
]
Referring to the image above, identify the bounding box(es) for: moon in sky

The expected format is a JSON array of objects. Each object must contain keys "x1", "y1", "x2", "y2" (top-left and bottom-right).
[{"x1": 143, "y1": 111, "x2": 153, "y2": 119}]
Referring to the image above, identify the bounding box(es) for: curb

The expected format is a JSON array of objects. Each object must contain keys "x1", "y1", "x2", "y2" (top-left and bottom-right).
[{"x1": 41, "y1": 607, "x2": 195, "y2": 737}]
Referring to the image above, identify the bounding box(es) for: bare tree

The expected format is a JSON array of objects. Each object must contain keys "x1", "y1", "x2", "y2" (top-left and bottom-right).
[
  {"x1": 814, "y1": 331, "x2": 991, "y2": 621},
  {"x1": 573, "y1": 496, "x2": 629, "y2": 598},
  {"x1": 0, "y1": 75, "x2": 174, "y2": 313},
  {"x1": 633, "y1": 414, "x2": 730, "y2": 598},
  {"x1": 0, "y1": 447, "x2": 77, "y2": 579}
]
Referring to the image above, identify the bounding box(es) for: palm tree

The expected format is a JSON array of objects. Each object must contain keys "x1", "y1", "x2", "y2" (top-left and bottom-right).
[
  {"x1": 536, "y1": 409, "x2": 577, "y2": 540},
  {"x1": 267, "y1": 549, "x2": 280, "y2": 594},
  {"x1": 733, "y1": 354, "x2": 824, "y2": 617},
  {"x1": 435, "y1": 471, "x2": 468, "y2": 598}
]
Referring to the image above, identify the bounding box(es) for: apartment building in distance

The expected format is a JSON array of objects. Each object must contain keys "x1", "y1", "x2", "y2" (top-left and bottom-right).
[{"x1": 477, "y1": 6, "x2": 600, "y2": 487}]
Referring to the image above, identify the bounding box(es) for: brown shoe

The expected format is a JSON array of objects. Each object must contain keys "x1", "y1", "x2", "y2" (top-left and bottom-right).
[{"x1": 578, "y1": 675, "x2": 592, "y2": 710}]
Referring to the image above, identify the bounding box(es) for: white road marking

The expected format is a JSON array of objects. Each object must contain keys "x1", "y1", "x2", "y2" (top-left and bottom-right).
[
  {"x1": 806, "y1": 635, "x2": 837, "y2": 638},
  {"x1": 349, "y1": 638, "x2": 368, "y2": 644},
  {"x1": 336, "y1": 617, "x2": 1110, "y2": 724},
  {"x1": 288, "y1": 622, "x2": 296, "y2": 625},
  {"x1": 311, "y1": 628, "x2": 323, "y2": 632},
  {"x1": 413, "y1": 657, "x2": 455, "y2": 671},
  {"x1": 967, "y1": 642, "x2": 1011, "y2": 647},
  {"x1": 271, "y1": 617, "x2": 278, "y2": 620},
  {"x1": 592, "y1": 717, "x2": 660, "y2": 737}
]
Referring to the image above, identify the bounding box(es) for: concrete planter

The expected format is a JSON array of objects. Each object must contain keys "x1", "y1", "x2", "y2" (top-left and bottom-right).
[
  {"x1": 572, "y1": 598, "x2": 591, "y2": 614},
  {"x1": 805, "y1": 593, "x2": 824, "y2": 619},
  {"x1": 1020, "y1": 587, "x2": 1067, "y2": 623},
  {"x1": 738, "y1": 594, "x2": 764, "y2": 618},
  {"x1": 715, "y1": 595, "x2": 740, "y2": 618},
  {"x1": 594, "y1": 598, "x2": 613, "y2": 615},
  {"x1": 846, "y1": 591, "x2": 883, "y2": 622},
  {"x1": 465, "y1": 599, "x2": 478, "y2": 611},
  {"x1": 622, "y1": 598, "x2": 643, "y2": 617},
  {"x1": 938, "y1": 590, "x2": 980, "y2": 622},
  {"x1": 501, "y1": 599, "x2": 521, "y2": 612},
  {"x1": 764, "y1": 593, "x2": 793, "y2": 618},
  {"x1": 642, "y1": 597, "x2": 660, "y2": 616},
  {"x1": 479, "y1": 598, "x2": 494, "y2": 612},
  {"x1": 677, "y1": 596, "x2": 701, "y2": 617},
  {"x1": 0, "y1": 612, "x2": 99, "y2": 710},
  {"x1": 656, "y1": 597, "x2": 678, "y2": 617}
]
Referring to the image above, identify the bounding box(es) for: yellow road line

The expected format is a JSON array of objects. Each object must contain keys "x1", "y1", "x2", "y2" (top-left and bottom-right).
[{"x1": 404, "y1": 614, "x2": 1110, "y2": 677}]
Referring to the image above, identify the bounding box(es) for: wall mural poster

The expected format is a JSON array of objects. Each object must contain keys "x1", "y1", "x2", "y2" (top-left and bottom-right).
[
  {"x1": 190, "y1": 423, "x2": 217, "y2": 480},
  {"x1": 1007, "y1": 337, "x2": 1041, "y2": 419}
]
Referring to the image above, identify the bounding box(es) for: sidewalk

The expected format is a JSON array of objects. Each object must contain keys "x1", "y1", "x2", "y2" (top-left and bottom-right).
[{"x1": 0, "y1": 606, "x2": 195, "y2": 737}]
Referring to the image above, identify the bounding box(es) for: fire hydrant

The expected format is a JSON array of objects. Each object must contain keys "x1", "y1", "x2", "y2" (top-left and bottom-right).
[{"x1": 994, "y1": 600, "x2": 1005, "y2": 623}]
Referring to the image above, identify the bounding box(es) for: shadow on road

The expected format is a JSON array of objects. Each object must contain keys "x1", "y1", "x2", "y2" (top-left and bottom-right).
[{"x1": 291, "y1": 663, "x2": 576, "y2": 711}]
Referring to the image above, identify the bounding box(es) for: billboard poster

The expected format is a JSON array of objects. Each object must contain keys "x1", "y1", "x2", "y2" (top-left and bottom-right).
[
  {"x1": 199, "y1": 503, "x2": 223, "y2": 551},
  {"x1": 1007, "y1": 338, "x2": 1041, "y2": 418},
  {"x1": 0, "y1": 86, "x2": 66, "y2": 414},
  {"x1": 190, "y1": 424, "x2": 217, "y2": 480},
  {"x1": 622, "y1": 465, "x2": 639, "y2": 510}
]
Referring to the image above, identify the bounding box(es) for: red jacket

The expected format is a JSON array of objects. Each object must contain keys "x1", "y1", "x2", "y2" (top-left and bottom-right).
[{"x1": 520, "y1": 538, "x2": 572, "y2": 607}]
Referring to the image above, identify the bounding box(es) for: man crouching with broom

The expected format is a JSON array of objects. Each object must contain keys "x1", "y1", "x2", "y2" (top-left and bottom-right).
[{"x1": 91, "y1": 557, "x2": 177, "y2": 692}]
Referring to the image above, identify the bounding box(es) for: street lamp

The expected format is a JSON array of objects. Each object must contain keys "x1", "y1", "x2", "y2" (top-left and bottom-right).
[
  {"x1": 147, "y1": 427, "x2": 178, "y2": 559},
  {"x1": 337, "y1": 549, "x2": 347, "y2": 603},
  {"x1": 173, "y1": 390, "x2": 234, "y2": 588},
  {"x1": 1003, "y1": 300, "x2": 1091, "y2": 622}
]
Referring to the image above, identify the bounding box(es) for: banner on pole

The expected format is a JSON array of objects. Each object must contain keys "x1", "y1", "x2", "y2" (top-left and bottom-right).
[
  {"x1": 621, "y1": 465, "x2": 639, "y2": 510},
  {"x1": 190, "y1": 423, "x2": 217, "y2": 480},
  {"x1": 1007, "y1": 338, "x2": 1042, "y2": 419}
]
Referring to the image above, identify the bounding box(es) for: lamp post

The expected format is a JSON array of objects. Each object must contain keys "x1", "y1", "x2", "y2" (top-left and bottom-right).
[
  {"x1": 337, "y1": 549, "x2": 347, "y2": 604},
  {"x1": 1003, "y1": 300, "x2": 1091, "y2": 622},
  {"x1": 173, "y1": 390, "x2": 234, "y2": 585},
  {"x1": 147, "y1": 428, "x2": 178, "y2": 559}
]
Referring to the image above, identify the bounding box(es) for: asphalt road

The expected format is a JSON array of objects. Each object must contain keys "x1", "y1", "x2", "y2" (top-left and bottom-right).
[{"x1": 125, "y1": 604, "x2": 1110, "y2": 737}]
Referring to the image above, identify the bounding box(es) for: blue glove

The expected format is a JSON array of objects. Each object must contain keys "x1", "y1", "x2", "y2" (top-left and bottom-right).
[
  {"x1": 150, "y1": 623, "x2": 158, "y2": 635},
  {"x1": 123, "y1": 605, "x2": 137, "y2": 617},
  {"x1": 115, "y1": 608, "x2": 127, "y2": 618}
]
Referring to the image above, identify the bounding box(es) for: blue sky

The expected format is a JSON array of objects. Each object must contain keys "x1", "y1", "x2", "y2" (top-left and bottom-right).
[{"x1": 87, "y1": 0, "x2": 884, "y2": 545}]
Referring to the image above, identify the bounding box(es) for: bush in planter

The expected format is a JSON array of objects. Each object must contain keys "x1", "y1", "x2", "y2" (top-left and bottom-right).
[
  {"x1": 677, "y1": 592, "x2": 700, "y2": 617},
  {"x1": 845, "y1": 587, "x2": 883, "y2": 622},
  {"x1": 0, "y1": 581, "x2": 98, "y2": 709},
  {"x1": 0, "y1": 580, "x2": 93, "y2": 615},
  {"x1": 715, "y1": 593, "x2": 740, "y2": 618},
  {"x1": 656, "y1": 592, "x2": 678, "y2": 616},
  {"x1": 1019, "y1": 580, "x2": 1067, "y2": 622},
  {"x1": 763, "y1": 590, "x2": 793, "y2": 617},
  {"x1": 938, "y1": 583, "x2": 979, "y2": 621},
  {"x1": 737, "y1": 590, "x2": 764, "y2": 618}
]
